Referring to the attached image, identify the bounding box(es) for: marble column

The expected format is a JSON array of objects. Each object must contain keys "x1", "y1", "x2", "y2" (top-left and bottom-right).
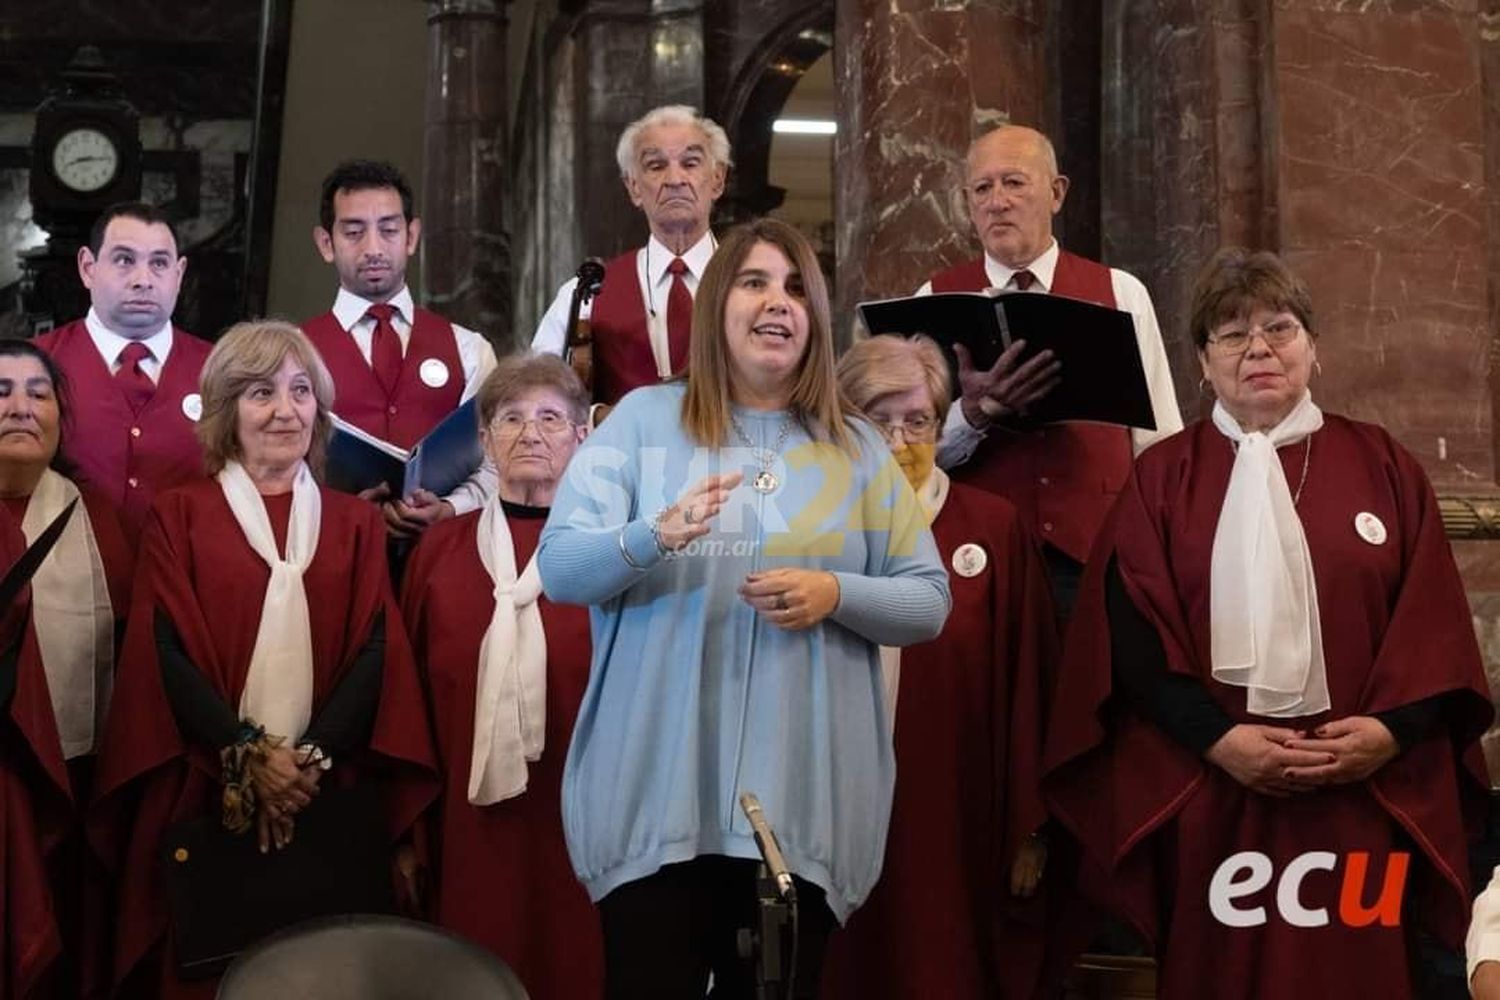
[
  {"x1": 572, "y1": 0, "x2": 705, "y2": 260},
  {"x1": 1100, "y1": 0, "x2": 1272, "y2": 422},
  {"x1": 423, "y1": 0, "x2": 512, "y2": 350},
  {"x1": 832, "y1": 0, "x2": 1049, "y2": 338}
]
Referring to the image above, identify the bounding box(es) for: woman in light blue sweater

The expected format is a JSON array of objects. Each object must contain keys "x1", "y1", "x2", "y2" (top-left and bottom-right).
[{"x1": 539, "y1": 218, "x2": 950, "y2": 998}]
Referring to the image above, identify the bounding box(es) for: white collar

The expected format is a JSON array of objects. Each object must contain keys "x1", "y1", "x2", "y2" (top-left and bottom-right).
[
  {"x1": 84, "y1": 308, "x2": 173, "y2": 367},
  {"x1": 983, "y1": 239, "x2": 1060, "y2": 292},
  {"x1": 332, "y1": 285, "x2": 417, "y2": 332},
  {"x1": 645, "y1": 231, "x2": 717, "y2": 287}
]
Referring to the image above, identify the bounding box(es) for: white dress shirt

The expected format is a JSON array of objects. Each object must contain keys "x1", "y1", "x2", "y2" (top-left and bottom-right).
[
  {"x1": 84, "y1": 308, "x2": 174, "y2": 384},
  {"x1": 913, "y1": 240, "x2": 1184, "y2": 468},
  {"x1": 531, "y1": 230, "x2": 717, "y2": 377},
  {"x1": 328, "y1": 285, "x2": 499, "y2": 515},
  {"x1": 1471, "y1": 865, "x2": 1500, "y2": 987}
]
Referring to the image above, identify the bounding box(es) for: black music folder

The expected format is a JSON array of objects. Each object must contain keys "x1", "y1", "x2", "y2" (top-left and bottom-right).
[
  {"x1": 325, "y1": 398, "x2": 484, "y2": 498},
  {"x1": 857, "y1": 291, "x2": 1157, "y2": 430}
]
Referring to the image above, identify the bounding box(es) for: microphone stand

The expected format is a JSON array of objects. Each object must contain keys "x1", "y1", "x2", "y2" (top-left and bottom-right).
[{"x1": 737, "y1": 793, "x2": 798, "y2": 1000}]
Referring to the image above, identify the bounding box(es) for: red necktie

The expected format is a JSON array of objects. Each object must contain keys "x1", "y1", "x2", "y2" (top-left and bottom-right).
[
  {"x1": 1012, "y1": 269, "x2": 1036, "y2": 291},
  {"x1": 115, "y1": 341, "x2": 156, "y2": 415},
  {"x1": 365, "y1": 303, "x2": 405, "y2": 399},
  {"x1": 666, "y1": 257, "x2": 693, "y2": 374}
]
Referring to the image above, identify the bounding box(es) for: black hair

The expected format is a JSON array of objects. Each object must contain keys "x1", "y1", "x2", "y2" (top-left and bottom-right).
[
  {"x1": 318, "y1": 160, "x2": 415, "y2": 231},
  {"x1": 88, "y1": 202, "x2": 179, "y2": 258},
  {"x1": 0, "y1": 337, "x2": 76, "y2": 477}
]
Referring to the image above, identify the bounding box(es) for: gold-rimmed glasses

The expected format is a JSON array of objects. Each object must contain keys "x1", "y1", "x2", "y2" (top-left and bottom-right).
[{"x1": 1206, "y1": 316, "x2": 1305, "y2": 356}]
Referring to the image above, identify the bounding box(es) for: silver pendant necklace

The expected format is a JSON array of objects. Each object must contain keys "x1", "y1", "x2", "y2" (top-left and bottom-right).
[{"x1": 730, "y1": 413, "x2": 795, "y2": 494}]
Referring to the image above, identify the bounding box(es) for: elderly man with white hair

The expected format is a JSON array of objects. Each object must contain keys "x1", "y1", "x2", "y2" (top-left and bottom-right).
[{"x1": 531, "y1": 104, "x2": 731, "y2": 405}]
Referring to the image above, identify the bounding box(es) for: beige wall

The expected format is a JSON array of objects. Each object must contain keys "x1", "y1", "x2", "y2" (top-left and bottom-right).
[{"x1": 265, "y1": 0, "x2": 428, "y2": 322}]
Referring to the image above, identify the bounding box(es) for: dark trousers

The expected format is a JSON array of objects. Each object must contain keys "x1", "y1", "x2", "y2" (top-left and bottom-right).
[
  {"x1": 598, "y1": 855, "x2": 837, "y2": 1000},
  {"x1": 1042, "y1": 543, "x2": 1084, "y2": 629}
]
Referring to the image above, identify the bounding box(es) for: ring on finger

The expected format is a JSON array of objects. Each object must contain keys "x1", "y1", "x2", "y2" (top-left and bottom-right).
[
  {"x1": 775, "y1": 593, "x2": 788, "y2": 611},
  {"x1": 684, "y1": 505, "x2": 697, "y2": 525}
]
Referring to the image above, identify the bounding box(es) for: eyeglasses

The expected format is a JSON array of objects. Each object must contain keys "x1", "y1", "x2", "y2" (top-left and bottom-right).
[
  {"x1": 490, "y1": 411, "x2": 575, "y2": 438},
  {"x1": 1206, "y1": 317, "x2": 1305, "y2": 356},
  {"x1": 870, "y1": 413, "x2": 938, "y2": 443}
]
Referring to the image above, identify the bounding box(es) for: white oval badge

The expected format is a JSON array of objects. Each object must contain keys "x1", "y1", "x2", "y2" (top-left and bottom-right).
[
  {"x1": 181, "y1": 393, "x2": 203, "y2": 422},
  {"x1": 419, "y1": 358, "x2": 450, "y2": 388},
  {"x1": 951, "y1": 543, "x2": 988, "y2": 578},
  {"x1": 1354, "y1": 511, "x2": 1387, "y2": 546}
]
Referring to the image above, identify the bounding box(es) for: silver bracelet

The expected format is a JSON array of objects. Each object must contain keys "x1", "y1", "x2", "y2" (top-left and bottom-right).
[
  {"x1": 618, "y1": 523, "x2": 651, "y2": 570},
  {"x1": 650, "y1": 507, "x2": 683, "y2": 560}
]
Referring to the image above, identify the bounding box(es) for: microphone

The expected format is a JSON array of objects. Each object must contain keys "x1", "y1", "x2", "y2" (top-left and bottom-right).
[
  {"x1": 739, "y1": 791, "x2": 797, "y2": 903},
  {"x1": 576, "y1": 256, "x2": 606, "y2": 299}
]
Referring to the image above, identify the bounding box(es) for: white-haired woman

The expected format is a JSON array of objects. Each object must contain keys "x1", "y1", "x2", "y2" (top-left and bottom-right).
[{"x1": 820, "y1": 334, "x2": 1057, "y2": 1000}]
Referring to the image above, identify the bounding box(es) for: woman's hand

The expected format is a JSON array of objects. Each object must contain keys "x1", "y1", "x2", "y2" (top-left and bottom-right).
[
  {"x1": 256, "y1": 807, "x2": 296, "y2": 853},
  {"x1": 655, "y1": 472, "x2": 744, "y2": 552},
  {"x1": 1281, "y1": 716, "x2": 1399, "y2": 786},
  {"x1": 1009, "y1": 837, "x2": 1047, "y2": 898},
  {"x1": 246, "y1": 744, "x2": 317, "y2": 814},
  {"x1": 1205, "y1": 724, "x2": 1334, "y2": 796},
  {"x1": 739, "y1": 568, "x2": 841, "y2": 630},
  {"x1": 395, "y1": 843, "x2": 426, "y2": 915}
]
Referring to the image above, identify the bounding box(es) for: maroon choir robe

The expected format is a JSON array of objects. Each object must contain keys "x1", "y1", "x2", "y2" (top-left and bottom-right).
[
  {"x1": 819, "y1": 483, "x2": 1057, "y2": 1000},
  {"x1": 33, "y1": 321, "x2": 212, "y2": 543},
  {"x1": 301, "y1": 308, "x2": 464, "y2": 450},
  {"x1": 400, "y1": 507, "x2": 603, "y2": 999},
  {"x1": 590, "y1": 250, "x2": 666, "y2": 406},
  {"x1": 0, "y1": 512, "x2": 65, "y2": 1000},
  {"x1": 930, "y1": 252, "x2": 1132, "y2": 562},
  {"x1": 0, "y1": 489, "x2": 132, "y2": 1000},
  {"x1": 89, "y1": 481, "x2": 438, "y2": 999},
  {"x1": 1042, "y1": 414, "x2": 1493, "y2": 999}
]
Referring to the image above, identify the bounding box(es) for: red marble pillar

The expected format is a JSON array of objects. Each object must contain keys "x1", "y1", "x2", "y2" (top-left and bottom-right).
[
  {"x1": 832, "y1": 0, "x2": 1050, "y2": 331},
  {"x1": 423, "y1": 0, "x2": 512, "y2": 349}
]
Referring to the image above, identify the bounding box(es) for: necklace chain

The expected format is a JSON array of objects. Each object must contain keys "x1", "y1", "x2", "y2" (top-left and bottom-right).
[
  {"x1": 1292, "y1": 435, "x2": 1312, "y2": 505},
  {"x1": 729, "y1": 413, "x2": 795, "y2": 493}
]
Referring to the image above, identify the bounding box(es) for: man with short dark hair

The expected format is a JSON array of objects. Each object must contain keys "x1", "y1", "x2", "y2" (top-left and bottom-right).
[
  {"x1": 304, "y1": 159, "x2": 497, "y2": 536},
  {"x1": 34, "y1": 201, "x2": 213, "y2": 540},
  {"x1": 531, "y1": 105, "x2": 731, "y2": 405},
  {"x1": 920, "y1": 124, "x2": 1182, "y2": 614}
]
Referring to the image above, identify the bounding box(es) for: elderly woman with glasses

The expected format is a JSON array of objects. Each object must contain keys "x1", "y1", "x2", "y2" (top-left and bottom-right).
[
  {"x1": 818, "y1": 334, "x2": 1057, "y2": 1000},
  {"x1": 1043, "y1": 249, "x2": 1492, "y2": 999},
  {"x1": 91, "y1": 320, "x2": 436, "y2": 999},
  {"x1": 400, "y1": 352, "x2": 601, "y2": 997}
]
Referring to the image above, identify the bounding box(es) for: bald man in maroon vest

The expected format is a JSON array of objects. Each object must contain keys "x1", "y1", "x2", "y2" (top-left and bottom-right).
[
  {"x1": 305, "y1": 159, "x2": 498, "y2": 536},
  {"x1": 920, "y1": 124, "x2": 1182, "y2": 613},
  {"x1": 34, "y1": 202, "x2": 212, "y2": 542},
  {"x1": 531, "y1": 105, "x2": 730, "y2": 405}
]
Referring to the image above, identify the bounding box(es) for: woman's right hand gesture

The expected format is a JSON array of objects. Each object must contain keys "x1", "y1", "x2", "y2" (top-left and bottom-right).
[
  {"x1": 1205, "y1": 724, "x2": 1335, "y2": 797},
  {"x1": 654, "y1": 472, "x2": 744, "y2": 552}
]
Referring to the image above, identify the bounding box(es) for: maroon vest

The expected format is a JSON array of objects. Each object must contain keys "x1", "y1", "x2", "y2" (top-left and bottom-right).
[
  {"x1": 590, "y1": 249, "x2": 667, "y2": 406},
  {"x1": 34, "y1": 320, "x2": 212, "y2": 543},
  {"x1": 931, "y1": 250, "x2": 1133, "y2": 562},
  {"x1": 302, "y1": 306, "x2": 464, "y2": 449}
]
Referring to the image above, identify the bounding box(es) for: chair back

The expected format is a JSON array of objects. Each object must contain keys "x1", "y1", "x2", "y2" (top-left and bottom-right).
[{"x1": 216, "y1": 914, "x2": 530, "y2": 999}]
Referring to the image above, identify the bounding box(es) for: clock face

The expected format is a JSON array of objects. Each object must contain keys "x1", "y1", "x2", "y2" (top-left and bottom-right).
[{"x1": 51, "y1": 127, "x2": 120, "y2": 193}]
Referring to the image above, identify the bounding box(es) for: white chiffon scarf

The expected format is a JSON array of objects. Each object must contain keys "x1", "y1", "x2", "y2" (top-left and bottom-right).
[
  {"x1": 1209, "y1": 392, "x2": 1329, "y2": 718},
  {"x1": 218, "y1": 460, "x2": 321, "y2": 742},
  {"x1": 468, "y1": 496, "x2": 547, "y2": 805},
  {"x1": 23, "y1": 470, "x2": 113, "y2": 759},
  {"x1": 879, "y1": 467, "x2": 950, "y2": 729}
]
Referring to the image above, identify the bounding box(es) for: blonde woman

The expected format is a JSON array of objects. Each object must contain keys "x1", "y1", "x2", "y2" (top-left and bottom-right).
[
  {"x1": 91, "y1": 320, "x2": 435, "y2": 999},
  {"x1": 539, "y1": 219, "x2": 950, "y2": 998}
]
